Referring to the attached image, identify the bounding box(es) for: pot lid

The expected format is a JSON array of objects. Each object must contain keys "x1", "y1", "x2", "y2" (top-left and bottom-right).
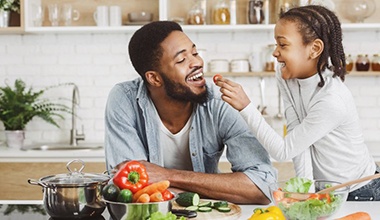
[{"x1": 39, "y1": 159, "x2": 110, "y2": 186}]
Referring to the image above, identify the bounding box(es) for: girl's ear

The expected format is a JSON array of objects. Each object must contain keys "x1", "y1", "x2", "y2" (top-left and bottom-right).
[
  {"x1": 310, "y1": 39, "x2": 324, "y2": 59},
  {"x1": 145, "y1": 71, "x2": 162, "y2": 87}
]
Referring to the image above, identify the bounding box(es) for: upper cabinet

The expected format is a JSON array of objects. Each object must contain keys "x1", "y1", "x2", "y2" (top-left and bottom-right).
[{"x1": 1, "y1": 0, "x2": 380, "y2": 34}]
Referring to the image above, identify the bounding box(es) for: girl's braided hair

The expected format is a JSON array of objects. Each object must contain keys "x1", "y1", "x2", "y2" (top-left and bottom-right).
[{"x1": 279, "y1": 5, "x2": 346, "y2": 87}]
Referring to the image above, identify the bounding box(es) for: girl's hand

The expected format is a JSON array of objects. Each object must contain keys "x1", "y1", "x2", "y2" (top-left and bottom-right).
[{"x1": 214, "y1": 75, "x2": 251, "y2": 111}]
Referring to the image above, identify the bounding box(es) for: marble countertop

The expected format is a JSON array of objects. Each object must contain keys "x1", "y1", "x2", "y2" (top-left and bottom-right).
[{"x1": 0, "y1": 200, "x2": 379, "y2": 219}]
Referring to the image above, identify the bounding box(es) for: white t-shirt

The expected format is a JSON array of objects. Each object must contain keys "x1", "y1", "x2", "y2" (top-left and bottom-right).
[{"x1": 157, "y1": 113, "x2": 193, "y2": 171}]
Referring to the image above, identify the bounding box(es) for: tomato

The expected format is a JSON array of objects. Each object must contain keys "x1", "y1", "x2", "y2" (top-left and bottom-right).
[
  {"x1": 213, "y1": 74, "x2": 222, "y2": 83},
  {"x1": 162, "y1": 189, "x2": 174, "y2": 201},
  {"x1": 117, "y1": 189, "x2": 133, "y2": 203}
]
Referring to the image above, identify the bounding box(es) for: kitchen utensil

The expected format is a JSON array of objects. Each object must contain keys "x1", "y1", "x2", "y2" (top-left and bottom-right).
[
  {"x1": 275, "y1": 86, "x2": 283, "y2": 119},
  {"x1": 259, "y1": 77, "x2": 267, "y2": 115},
  {"x1": 270, "y1": 180, "x2": 349, "y2": 219},
  {"x1": 128, "y1": 12, "x2": 153, "y2": 22},
  {"x1": 28, "y1": 159, "x2": 110, "y2": 219},
  {"x1": 93, "y1": 6, "x2": 109, "y2": 26},
  {"x1": 317, "y1": 173, "x2": 380, "y2": 194},
  {"x1": 104, "y1": 197, "x2": 177, "y2": 220}
]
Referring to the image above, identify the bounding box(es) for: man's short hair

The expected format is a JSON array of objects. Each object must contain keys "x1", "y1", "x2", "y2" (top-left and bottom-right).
[{"x1": 128, "y1": 21, "x2": 183, "y2": 82}]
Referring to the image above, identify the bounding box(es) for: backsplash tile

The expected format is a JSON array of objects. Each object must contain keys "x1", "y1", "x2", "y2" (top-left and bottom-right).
[{"x1": 0, "y1": 30, "x2": 380, "y2": 145}]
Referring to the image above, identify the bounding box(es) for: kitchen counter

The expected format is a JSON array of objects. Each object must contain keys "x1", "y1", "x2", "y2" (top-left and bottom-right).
[
  {"x1": 0, "y1": 142, "x2": 379, "y2": 163},
  {"x1": 0, "y1": 145, "x2": 106, "y2": 162},
  {"x1": 0, "y1": 200, "x2": 379, "y2": 219}
]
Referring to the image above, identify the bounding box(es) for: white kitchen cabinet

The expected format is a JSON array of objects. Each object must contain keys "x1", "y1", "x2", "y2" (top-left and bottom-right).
[{"x1": 0, "y1": 0, "x2": 379, "y2": 34}]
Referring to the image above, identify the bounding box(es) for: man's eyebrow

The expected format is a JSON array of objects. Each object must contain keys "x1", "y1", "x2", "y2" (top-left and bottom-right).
[{"x1": 173, "y1": 44, "x2": 196, "y2": 59}]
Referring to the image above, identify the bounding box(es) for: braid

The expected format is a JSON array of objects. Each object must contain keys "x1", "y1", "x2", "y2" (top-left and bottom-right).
[{"x1": 280, "y1": 5, "x2": 347, "y2": 87}]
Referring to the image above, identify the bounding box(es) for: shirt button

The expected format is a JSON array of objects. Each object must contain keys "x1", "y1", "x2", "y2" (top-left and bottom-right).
[
  {"x1": 192, "y1": 152, "x2": 196, "y2": 156},
  {"x1": 370, "y1": 197, "x2": 374, "y2": 201},
  {"x1": 355, "y1": 196, "x2": 359, "y2": 200}
]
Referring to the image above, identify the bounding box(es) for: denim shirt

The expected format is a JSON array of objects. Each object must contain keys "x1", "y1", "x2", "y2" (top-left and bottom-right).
[{"x1": 105, "y1": 77, "x2": 277, "y2": 199}]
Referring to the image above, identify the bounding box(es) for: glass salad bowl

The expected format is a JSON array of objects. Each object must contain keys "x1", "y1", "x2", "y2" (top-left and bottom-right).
[{"x1": 269, "y1": 178, "x2": 349, "y2": 220}]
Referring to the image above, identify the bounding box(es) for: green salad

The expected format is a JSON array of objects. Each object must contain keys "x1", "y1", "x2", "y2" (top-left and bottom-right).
[{"x1": 277, "y1": 177, "x2": 344, "y2": 220}]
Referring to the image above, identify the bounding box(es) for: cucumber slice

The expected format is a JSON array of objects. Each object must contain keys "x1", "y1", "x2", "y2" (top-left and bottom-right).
[
  {"x1": 185, "y1": 206, "x2": 199, "y2": 211},
  {"x1": 217, "y1": 206, "x2": 231, "y2": 212},
  {"x1": 198, "y1": 206, "x2": 212, "y2": 212},
  {"x1": 198, "y1": 201, "x2": 212, "y2": 207},
  {"x1": 213, "y1": 201, "x2": 229, "y2": 209},
  {"x1": 175, "y1": 192, "x2": 200, "y2": 207}
]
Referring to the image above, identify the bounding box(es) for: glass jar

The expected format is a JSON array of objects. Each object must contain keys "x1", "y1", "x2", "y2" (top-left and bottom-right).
[
  {"x1": 345, "y1": 54, "x2": 354, "y2": 72},
  {"x1": 247, "y1": 0, "x2": 265, "y2": 24},
  {"x1": 212, "y1": 0, "x2": 230, "y2": 24},
  {"x1": 371, "y1": 54, "x2": 380, "y2": 71},
  {"x1": 264, "y1": 44, "x2": 276, "y2": 72},
  {"x1": 187, "y1": 0, "x2": 205, "y2": 25},
  {"x1": 355, "y1": 54, "x2": 370, "y2": 71}
]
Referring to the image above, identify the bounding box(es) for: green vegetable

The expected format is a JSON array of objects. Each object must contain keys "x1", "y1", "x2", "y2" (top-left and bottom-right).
[
  {"x1": 185, "y1": 206, "x2": 199, "y2": 211},
  {"x1": 117, "y1": 189, "x2": 133, "y2": 203},
  {"x1": 175, "y1": 192, "x2": 200, "y2": 207},
  {"x1": 279, "y1": 195, "x2": 343, "y2": 220},
  {"x1": 280, "y1": 177, "x2": 344, "y2": 220},
  {"x1": 148, "y1": 211, "x2": 186, "y2": 220},
  {"x1": 217, "y1": 206, "x2": 231, "y2": 212},
  {"x1": 284, "y1": 177, "x2": 312, "y2": 193},
  {"x1": 198, "y1": 206, "x2": 212, "y2": 212},
  {"x1": 213, "y1": 201, "x2": 228, "y2": 209},
  {"x1": 198, "y1": 201, "x2": 212, "y2": 207},
  {"x1": 102, "y1": 183, "x2": 120, "y2": 201}
]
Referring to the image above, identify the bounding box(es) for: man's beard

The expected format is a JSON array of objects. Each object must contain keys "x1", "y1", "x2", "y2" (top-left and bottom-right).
[{"x1": 160, "y1": 72, "x2": 208, "y2": 104}]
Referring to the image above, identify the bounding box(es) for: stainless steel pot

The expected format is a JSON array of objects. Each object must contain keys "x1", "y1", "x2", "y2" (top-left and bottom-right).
[{"x1": 28, "y1": 159, "x2": 110, "y2": 219}]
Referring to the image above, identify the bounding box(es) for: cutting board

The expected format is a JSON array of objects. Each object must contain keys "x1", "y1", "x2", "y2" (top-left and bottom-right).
[{"x1": 172, "y1": 199, "x2": 242, "y2": 220}]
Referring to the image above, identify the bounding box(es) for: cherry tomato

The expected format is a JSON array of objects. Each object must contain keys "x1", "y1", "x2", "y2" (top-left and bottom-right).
[
  {"x1": 162, "y1": 189, "x2": 174, "y2": 201},
  {"x1": 213, "y1": 74, "x2": 222, "y2": 83}
]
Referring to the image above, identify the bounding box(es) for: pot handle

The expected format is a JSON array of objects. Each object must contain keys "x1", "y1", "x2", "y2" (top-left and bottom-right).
[
  {"x1": 28, "y1": 178, "x2": 48, "y2": 188},
  {"x1": 66, "y1": 159, "x2": 85, "y2": 174}
]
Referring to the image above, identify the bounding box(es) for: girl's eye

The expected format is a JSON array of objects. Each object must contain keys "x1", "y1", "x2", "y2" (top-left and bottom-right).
[{"x1": 193, "y1": 52, "x2": 199, "y2": 56}]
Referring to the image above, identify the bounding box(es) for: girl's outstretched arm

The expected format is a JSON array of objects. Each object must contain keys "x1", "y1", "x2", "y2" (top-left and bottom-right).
[{"x1": 214, "y1": 75, "x2": 251, "y2": 111}]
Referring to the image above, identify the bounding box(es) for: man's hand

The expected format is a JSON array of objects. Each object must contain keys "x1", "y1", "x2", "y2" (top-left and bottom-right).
[{"x1": 214, "y1": 75, "x2": 251, "y2": 111}]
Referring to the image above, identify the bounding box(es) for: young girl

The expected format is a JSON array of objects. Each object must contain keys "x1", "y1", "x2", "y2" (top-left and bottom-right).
[{"x1": 215, "y1": 5, "x2": 379, "y2": 201}]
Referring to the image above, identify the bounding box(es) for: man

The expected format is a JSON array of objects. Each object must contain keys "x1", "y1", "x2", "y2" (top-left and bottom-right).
[{"x1": 104, "y1": 21, "x2": 276, "y2": 204}]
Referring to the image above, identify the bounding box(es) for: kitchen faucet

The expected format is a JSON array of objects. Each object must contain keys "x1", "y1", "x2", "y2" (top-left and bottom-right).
[{"x1": 70, "y1": 84, "x2": 85, "y2": 146}]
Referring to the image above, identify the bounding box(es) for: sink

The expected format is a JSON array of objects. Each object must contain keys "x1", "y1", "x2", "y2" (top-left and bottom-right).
[{"x1": 22, "y1": 143, "x2": 103, "y2": 151}]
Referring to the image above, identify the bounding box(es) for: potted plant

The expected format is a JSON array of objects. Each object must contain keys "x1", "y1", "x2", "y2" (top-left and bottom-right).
[
  {"x1": 0, "y1": 79, "x2": 71, "y2": 148},
  {"x1": 0, "y1": 0, "x2": 20, "y2": 27}
]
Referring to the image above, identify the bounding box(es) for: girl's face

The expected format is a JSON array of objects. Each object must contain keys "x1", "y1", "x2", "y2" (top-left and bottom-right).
[{"x1": 273, "y1": 19, "x2": 319, "y2": 80}]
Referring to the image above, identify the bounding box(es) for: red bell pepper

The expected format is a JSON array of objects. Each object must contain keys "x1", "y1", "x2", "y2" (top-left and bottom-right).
[{"x1": 113, "y1": 160, "x2": 149, "y2": 194}]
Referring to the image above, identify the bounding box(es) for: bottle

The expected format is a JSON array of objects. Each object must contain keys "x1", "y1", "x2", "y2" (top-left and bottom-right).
[
  {"x1": 212, "y1": 0, "x2": 230, "y2": 24},
  {"x1": 355, "y1": 54, "x2": 370, "y2": 71},
  {"x1": 230, "y1": 0, "x2": 237, "y2": 25},
  {"x1": 187, "y1": 0, "x2": 205, "y2": 25},
  {"x1": 264, "y1": 44, "x2": 276, "y2": 72},
  {"x1": 345, "y1": 54, "x2": 353, "y2": 72},
  {"x1": 371, "y1": 54, "x2": 380, "y2": 71},
  {"x1": 247, "y1": 0, "x2": 265, "y2": 24}
]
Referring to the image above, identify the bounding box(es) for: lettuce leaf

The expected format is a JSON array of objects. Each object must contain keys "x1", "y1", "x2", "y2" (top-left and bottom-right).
[{"x1": 284, "y1": 177, "x2": 313, "y2": 193}]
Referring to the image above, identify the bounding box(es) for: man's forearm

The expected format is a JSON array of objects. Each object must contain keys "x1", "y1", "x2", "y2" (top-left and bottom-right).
[{"x1": 168, "y1": 170, "x2": 270, "y2": 204}]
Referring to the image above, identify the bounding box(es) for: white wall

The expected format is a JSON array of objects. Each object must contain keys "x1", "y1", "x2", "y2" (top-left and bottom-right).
[{"x1": 1, "y1": 29, "x2": 380, "y2": 146}]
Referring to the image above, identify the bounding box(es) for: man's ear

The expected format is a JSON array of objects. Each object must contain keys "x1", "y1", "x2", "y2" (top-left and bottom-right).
[
  {"x1": 310, "y1": 39, "x2": 324, "y2": 59},
  {"x1": 145, "y1": 71, "x2": 162, "y2": 87}
]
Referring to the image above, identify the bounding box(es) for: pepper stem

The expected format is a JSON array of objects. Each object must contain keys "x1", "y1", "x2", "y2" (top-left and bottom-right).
[{"x1": 128, "y1": 171, "x2": 140, "y2": 184}]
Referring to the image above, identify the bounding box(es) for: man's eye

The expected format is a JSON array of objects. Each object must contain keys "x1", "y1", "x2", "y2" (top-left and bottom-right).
[{"x1": 176, "y1": 58, "x2": 185, "y2": 64}]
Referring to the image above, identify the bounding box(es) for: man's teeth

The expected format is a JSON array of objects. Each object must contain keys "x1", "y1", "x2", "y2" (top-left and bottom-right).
[{"x1": 188, "y1": 72, "x2": 203, "y2": 81}]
